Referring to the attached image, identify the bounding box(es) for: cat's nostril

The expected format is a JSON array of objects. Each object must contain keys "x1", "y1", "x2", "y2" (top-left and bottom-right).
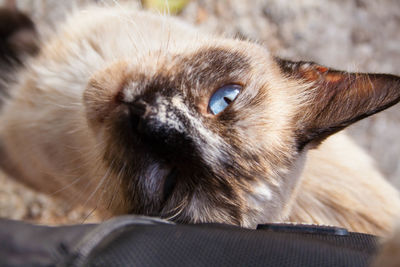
[
  {"x1": 129, "y1": 100, "x2": 147, "y2": 117},
  {"x1": 127, "y1": 100, "x2": 148, "y2": 133}
]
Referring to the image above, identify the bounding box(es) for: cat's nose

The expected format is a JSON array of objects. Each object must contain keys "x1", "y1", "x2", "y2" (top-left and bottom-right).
[{"x1": 124, "y1": 96, "x2": 196, "y2": 162}]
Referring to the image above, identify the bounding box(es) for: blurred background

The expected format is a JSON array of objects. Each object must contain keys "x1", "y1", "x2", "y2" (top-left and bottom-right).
[{"x1": 0, "y1": 0, "x2": 399, "y2": 223}]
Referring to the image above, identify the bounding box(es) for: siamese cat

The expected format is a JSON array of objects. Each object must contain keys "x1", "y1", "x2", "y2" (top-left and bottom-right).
[{"x1": 0, "y1": 3, "x2": 399, "y2": 237}]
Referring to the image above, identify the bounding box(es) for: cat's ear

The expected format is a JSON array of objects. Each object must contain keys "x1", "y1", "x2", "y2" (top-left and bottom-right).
[{"x1": 276, "y1": 58, "x2": 400, "y2": 149}]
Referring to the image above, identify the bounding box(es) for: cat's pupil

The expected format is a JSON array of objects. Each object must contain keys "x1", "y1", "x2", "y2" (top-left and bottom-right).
[
  {"x1": 209, "y1": 84, "x2": 241, "y2": 115},
  {"x1": 223, "y1": 97, "x2": 232, "y2": 104}
]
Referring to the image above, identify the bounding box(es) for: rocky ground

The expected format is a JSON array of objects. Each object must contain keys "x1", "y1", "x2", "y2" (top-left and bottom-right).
[{"x1": 0, "y1": 0, "x2": 399, "y2": 224}]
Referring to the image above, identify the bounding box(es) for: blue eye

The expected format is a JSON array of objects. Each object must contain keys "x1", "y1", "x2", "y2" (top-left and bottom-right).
[{"x1": 208, "y1": 84, "x2": 241, "y2": 115}]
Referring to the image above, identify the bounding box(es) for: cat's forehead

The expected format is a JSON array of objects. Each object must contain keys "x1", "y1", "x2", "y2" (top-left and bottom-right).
[
  {"x1": 123, "y1": 39, "x2": 296, "y2": 120},
  {"x1": 137, "y1": 40, "x2": 274, "y2": 94},
  {"x1": 177, "y1": 47, "x2": 251, "y2": 79}
]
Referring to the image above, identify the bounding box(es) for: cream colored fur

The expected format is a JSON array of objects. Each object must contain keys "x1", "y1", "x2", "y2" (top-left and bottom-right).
[{"x1": 289, "y1": 133, "x2": 400, "y2": 236}]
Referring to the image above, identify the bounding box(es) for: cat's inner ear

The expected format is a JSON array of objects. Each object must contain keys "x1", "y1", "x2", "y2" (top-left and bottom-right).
[{"x1": 276, "y1": 58, "x2": 400, "y2": 149}]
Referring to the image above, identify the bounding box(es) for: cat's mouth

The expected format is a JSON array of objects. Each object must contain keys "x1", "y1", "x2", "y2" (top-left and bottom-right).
[{"x1": 162, "y1": 167, "x2": 178, "y2": 203}]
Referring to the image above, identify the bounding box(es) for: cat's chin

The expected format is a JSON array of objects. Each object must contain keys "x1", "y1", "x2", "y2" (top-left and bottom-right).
[{"x1": 162, "y1": 167, "x2": 178, "y2": 204}]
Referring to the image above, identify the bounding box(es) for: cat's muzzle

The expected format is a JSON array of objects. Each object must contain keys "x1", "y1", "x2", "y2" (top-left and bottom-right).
[{"x1": 125, "y1": 97, "x2": 197, "y2": 164}]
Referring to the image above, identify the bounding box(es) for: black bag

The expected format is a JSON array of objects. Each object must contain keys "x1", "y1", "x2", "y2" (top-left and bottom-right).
[{"x1": 0, "y1": 215, "x2": 378, "y2": 267}]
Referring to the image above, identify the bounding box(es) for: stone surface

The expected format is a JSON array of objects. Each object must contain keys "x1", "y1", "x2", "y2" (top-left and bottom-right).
[{"x1": 0, "y1": 0, "x2": 399, "y2": 223}]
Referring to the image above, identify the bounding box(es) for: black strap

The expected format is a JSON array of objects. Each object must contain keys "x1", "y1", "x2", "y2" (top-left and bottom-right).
[{"x1": 0, "y1": 216, "x2": 378, "y2": 267}]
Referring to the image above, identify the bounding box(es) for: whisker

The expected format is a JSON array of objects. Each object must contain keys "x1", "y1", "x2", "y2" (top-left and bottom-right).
[
  {"x1": 82, "y1": 158, "x2": 116, "y2": 209},
  {"x1": 106, "y1": 162, "x2": 126, "y2": 210},
  {"x1": 80, "y1": 159, "x2": 118, "y2": 224},
  {"x1": 110, "y1": 0, "x2": 148, "y2": 52},
  {"x1": 163, "y1": 197, "x2": 187, "y2": 221},
  {"x1": 81, "y1": 205, "x2": 98, "y2": 224},
  {"x1": 49, "y1": 175, "x2": 83, "y2": 196}
]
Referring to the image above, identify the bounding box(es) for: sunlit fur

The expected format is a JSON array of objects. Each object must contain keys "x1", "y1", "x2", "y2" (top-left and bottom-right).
[{"x1": 0, "y1": 4, "x2": 399, "y2": 236}]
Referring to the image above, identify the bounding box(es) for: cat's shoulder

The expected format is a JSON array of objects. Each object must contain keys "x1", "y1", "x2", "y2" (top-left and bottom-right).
[{"x1": 289, "y1": 132, "x2": 400, "y2": 236}]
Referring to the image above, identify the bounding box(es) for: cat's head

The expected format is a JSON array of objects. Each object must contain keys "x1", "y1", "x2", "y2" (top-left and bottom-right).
[{"x1": 84, "y1": 38, "x2": 400, "y2": 227}]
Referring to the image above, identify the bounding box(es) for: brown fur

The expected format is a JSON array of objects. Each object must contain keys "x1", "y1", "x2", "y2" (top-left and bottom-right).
[{"x1": 0, "y1": 4, "x2": 399, "y2": 236}]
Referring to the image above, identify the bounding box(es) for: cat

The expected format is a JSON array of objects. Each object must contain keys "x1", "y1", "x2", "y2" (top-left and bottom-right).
[{"x1": 0, "y1": 3, "x2": 399, "y2": 237}]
